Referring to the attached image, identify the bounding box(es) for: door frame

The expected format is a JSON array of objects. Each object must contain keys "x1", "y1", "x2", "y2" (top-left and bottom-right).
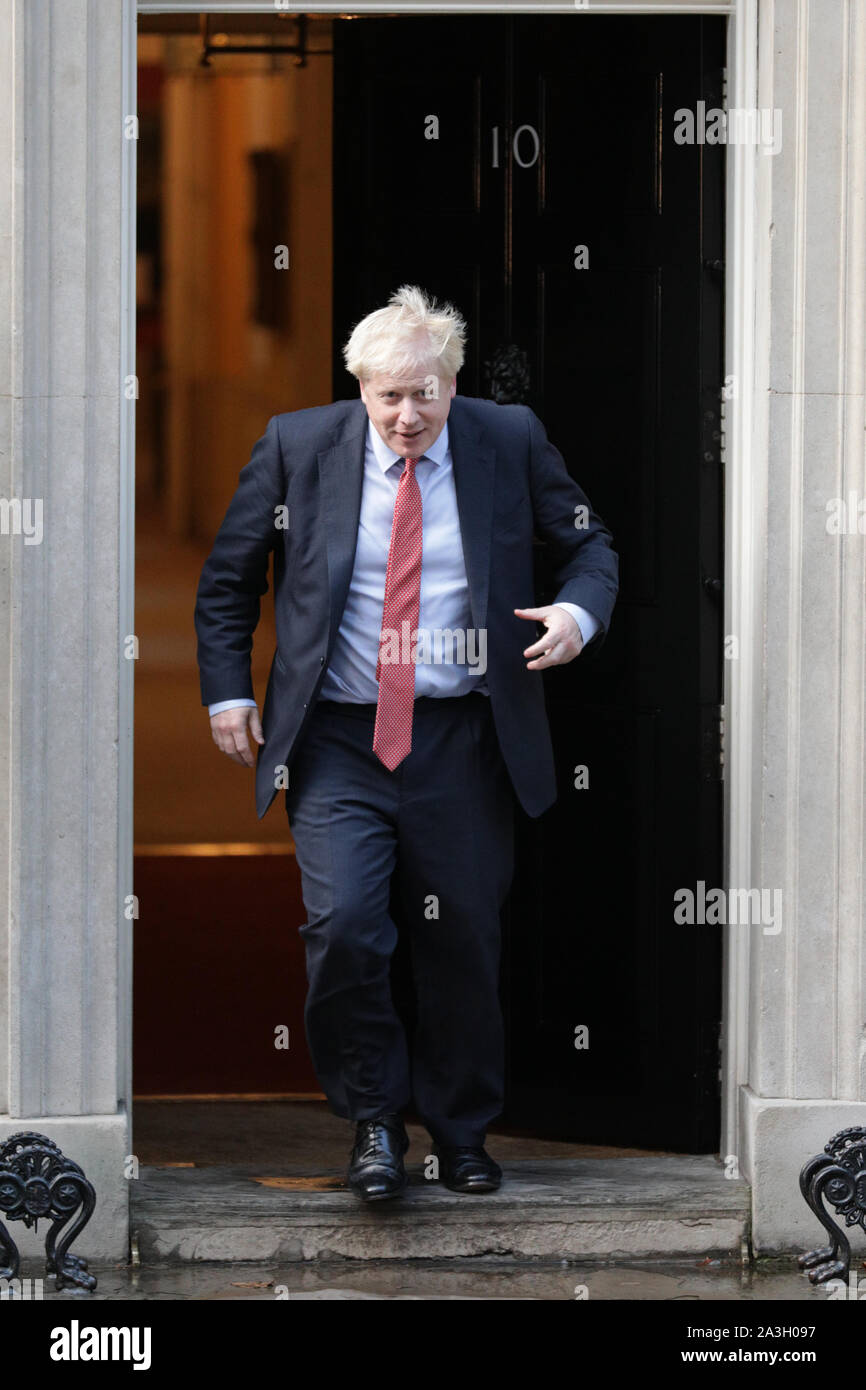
[{"x1": 129, "y1": 0, "x2": 760, "y2": 1165}]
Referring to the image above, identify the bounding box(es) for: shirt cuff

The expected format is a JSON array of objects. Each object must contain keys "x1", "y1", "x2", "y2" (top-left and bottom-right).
[
  {"x1": 207, "y1": 698, "x2": 258, "y2": 716},
  {"x1": 553, "y1": 602, "x2": 600, "y2": 646}
]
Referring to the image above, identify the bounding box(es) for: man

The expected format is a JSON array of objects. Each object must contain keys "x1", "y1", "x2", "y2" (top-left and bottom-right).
[{"x1": 195, "y1": 285, "x2": 618, "y2": 1201}]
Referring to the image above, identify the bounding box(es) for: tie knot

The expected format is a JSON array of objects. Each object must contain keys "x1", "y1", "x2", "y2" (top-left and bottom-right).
[{"x1": 402, "y1": 455, "x2": 419, "y2": 474}]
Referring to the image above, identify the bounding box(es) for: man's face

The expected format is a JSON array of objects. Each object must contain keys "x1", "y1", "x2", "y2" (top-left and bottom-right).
[{"x1": 360, "y1": 370, "x2": 456, "y2": 459}]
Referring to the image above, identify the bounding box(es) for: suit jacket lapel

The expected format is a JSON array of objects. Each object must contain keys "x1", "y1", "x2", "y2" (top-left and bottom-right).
[
  {"x1": 318, "y1": 400, "x2": 368, "y2": 657},
  {"x1": 448, "y1": 399, "x2": 496, "y2": 633}
]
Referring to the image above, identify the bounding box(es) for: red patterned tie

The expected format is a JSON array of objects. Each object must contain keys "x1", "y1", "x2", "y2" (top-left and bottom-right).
[{"x1": 373, "y1": 456, "x2": 423, "y2": 770}]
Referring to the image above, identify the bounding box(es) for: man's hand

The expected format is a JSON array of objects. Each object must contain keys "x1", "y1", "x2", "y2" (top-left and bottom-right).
[
  {"x1": 515, "y1": 606, "x2": 584, "y2": 670},
  {"x1": 209, "y1": 706, "x2": 264, "y2": 767}
]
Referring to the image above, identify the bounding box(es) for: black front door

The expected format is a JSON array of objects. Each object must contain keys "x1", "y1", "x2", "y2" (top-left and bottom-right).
[{"x1": 334, "y1": 12, "x2": 725, "y2": 1152}]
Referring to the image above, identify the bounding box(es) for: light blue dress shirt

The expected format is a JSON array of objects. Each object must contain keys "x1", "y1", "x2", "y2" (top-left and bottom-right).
[{"x1": 207, "y1": 416, "x2": 599, "y2": 716}]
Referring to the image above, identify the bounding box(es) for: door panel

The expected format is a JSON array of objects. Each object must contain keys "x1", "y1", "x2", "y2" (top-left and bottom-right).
[{"x1": 334, "y1": 13, "x2": 725, "y2": 1151}]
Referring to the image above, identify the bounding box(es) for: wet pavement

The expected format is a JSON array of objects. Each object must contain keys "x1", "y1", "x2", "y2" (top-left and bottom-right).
[{"x1": 18, "y1": 1256, "x2": 848, "y2": 1301}]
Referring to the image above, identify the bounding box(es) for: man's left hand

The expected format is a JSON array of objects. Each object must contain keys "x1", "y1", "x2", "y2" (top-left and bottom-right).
[{"x1": 515, "y1": 606, "x2": 584, "y2": 670}]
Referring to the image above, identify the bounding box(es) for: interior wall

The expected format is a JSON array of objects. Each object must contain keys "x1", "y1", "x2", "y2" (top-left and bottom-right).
[
  {"x1": 133, "y1": 30, "x2": 333, "y2": 851},
  {"x1": 157, "y1": 31, "x2": 333, "y2": 541}
]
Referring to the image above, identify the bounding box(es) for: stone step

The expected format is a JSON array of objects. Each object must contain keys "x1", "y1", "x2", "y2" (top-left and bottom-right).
[{"x1": 132, "y1": 1156, "x2": 750, "y2": 1263}]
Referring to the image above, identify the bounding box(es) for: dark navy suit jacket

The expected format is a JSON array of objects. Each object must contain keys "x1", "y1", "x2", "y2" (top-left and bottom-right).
[{"x1": 194, "y1": 394, "x2": 619, "y2": 820}]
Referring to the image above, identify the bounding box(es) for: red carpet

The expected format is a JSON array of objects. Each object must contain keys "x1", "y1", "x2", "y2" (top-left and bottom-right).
[{"x1": 133, "y1": 854, "x2": 319, "y2": 1094}]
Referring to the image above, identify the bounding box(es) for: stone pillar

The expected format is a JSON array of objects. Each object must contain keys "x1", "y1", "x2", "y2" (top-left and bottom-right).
[
  {"x1": 728, "y1": 0, "x2": 866, "y2": 1251},
  {"x1": 0, "y1": 0, "x2": 134, "y2": 1260}
]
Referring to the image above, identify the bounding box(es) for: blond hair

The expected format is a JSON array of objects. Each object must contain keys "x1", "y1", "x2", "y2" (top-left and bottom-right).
[{"x1": 342, "y1": 284, "x2": 466, "y2": 382}]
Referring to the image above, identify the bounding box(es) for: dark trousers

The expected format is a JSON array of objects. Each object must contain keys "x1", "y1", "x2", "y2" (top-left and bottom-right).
[{"x1": 285, "y1": 691, "x2": 515, "y2": 1148}]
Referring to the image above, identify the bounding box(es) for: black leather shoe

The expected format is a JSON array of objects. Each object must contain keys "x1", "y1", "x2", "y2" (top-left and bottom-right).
[
  {"x1": 435, "y1": 1145, "x2": 502, "y2": 1193},
  {"x1": 347, "y1": 1114, "x2": 409, "y2": 1202}
]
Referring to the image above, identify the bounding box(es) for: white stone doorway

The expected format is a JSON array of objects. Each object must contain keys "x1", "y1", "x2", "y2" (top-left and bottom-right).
[{"x1": 4, "y1": 0, "x2": 866, "y2": 1262}]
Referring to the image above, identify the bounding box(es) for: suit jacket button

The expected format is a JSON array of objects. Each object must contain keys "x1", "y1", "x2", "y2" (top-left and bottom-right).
[{"x1": 320, "y1": 656, "x2": 324, "y2": 664}]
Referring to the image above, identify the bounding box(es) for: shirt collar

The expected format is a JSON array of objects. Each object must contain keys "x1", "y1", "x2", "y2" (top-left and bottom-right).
[{"x1": 367, "y1": 418, "x2": 450, "y2": 474}]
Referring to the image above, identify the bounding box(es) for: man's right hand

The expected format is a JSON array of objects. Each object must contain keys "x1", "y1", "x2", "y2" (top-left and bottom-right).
[{"x1": 209, "y1": 706, "x2": 264, "y2": 767}]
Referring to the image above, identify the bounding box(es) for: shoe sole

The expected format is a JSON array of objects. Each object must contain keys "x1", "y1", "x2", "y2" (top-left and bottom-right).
[
  {"x1": 443, "y1": 1178, "x2": 501, "y2": 1193},
  {"x1": 347, "y1": 1176, "x2": 408, "y2": 1202}
]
